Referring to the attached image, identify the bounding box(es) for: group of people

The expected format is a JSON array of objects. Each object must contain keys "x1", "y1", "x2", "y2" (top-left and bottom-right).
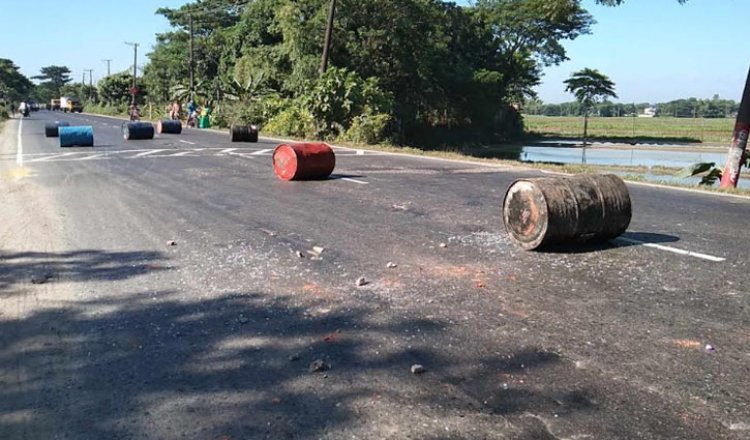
[{"x1": 128, "y1": 100, "x2": 212, "y2": 128}]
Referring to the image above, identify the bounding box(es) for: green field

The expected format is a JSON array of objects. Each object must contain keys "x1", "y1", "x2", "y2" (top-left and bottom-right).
[{"x1": 523, "y1": 115, "x2": 735, "y2": 144}]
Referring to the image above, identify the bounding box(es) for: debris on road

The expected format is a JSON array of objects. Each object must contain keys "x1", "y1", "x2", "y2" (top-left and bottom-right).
[
  {"x1": 31, "y1": 273, "x2": 53, "y2": 284},
  {"x1": 705, "y1": 344, "x2": 716, "y2": 353},
  {"x1": 312, "y1": 246, "x2": 325, "y2": 255},
  {"x1": 288, "y1": 354, "x2": 301, "y2": 362},
  {"x1": 355, "y1": 277, "x2": 368, "y2": 287},
  {"x1": 166, "y1": 240, "x2": 177, "y2": 246},
  {"x1": 258, "y1": 228, "x2": 277, "y2": 237},
  {"x1": 439, "y1": 243, "x2": 447, "y2": 248},
  {"x1": 411, "y1": 364, "x2": 426, "y2": 374},
  {"x1": 309, "y1": 359, "x2": 328, "y2": 373},
  {"x1": 237, "y1": 315, "x2": 249, "y2": 324},
  {"x1": 295, "y1": 250, "x2": 305, "y2": 258},
  {"x1": 386, "y1": 262, "x2": 398, "y2": 268}
]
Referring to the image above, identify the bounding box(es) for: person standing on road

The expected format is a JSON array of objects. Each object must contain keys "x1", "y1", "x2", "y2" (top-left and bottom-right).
[{"x1": 169, "y1": 101, "x2": 181, "y2": 121}]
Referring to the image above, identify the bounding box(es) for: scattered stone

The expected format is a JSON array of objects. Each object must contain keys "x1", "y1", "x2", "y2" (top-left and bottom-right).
[
  {"x1": 238, "y1": 315, "x2": 249, "y2": 325},
  {"x1": 386, "y1": 262, "x2": 398, "y2": 269},
  {"x1": 166, "y1": 240, "x2": 177, "y2": 246},
  {"x1": 439, "y1": 243, "x2": 447, "y2": 248},
  {"x1": 411, "y1": 364, "x2": 426, "y2": 374},
  {"x1": 31, "y1": 274, "x2": 53, "y2": 284},
  {"x1": 705, "y1": 344, "x2": 716, "y2": 353},
  {"x1": 309, "y1": 359, "x2": 328, "y2": 373},
  {"x1": 288, "y1": 354, "x2": 301, "y2": 362},
  {"x1": 355, "y1": 277, "x2": 368, "y2": 287},
  {"x1": 295, "y1": 251, "x2": 305, "y2": 258},
  {"x1": 312, "y1": 246, "x2": 325, "y2": 255}
]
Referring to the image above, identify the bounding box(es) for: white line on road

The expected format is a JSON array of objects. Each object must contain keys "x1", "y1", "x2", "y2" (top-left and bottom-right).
[
  {"x1": 79, "y1": 153, "x2": 108, "y2": 161},
  {"x1": 219, "y1": 148, "x2": 237, "y2": 154},
  {"x1": 356, "y1": 149, "x2": 365, "y2": 155},
  {"x1": 341, "y1": 177, "x2": 369, "y2": 185},
  {"x1": 132, "y1": 149, "x2": 166, "y2": 157},
  {"x1": 16, "y1": 118, "x2": 23, "y2": 165},
  {"x1": 169, "y1": 149, "x2": 204, "y2": 157},
  {"x1": 179, "y1": 140, "x2": 196, "y2": 145},
  {"x1": 250, "y1": 149, "x2": 273, "y2": 155},
  {"x1": 616, "y1": 237, "x2": 726, "y2": 262},
  {"x1": 27, "y1": 152, "x2": 82, "y2": 163}
]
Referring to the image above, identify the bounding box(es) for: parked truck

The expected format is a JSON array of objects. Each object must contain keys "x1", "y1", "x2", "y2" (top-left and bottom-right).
[
  {"x1": 60, "y1": 96, "x2": 83, "y2": 113},
  {"x1": 50, "y1": 98, "x2": 61, "y2": 111}
]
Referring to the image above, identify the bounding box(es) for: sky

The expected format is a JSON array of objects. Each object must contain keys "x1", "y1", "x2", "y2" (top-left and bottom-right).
[{"x1": 1, "y1": 0, "x2": 748, "y2": 104}]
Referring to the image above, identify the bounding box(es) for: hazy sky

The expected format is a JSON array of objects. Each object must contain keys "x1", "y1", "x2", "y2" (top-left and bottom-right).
[{"x1": 1, "y1": 0, "x2": 747, "y2": 104}]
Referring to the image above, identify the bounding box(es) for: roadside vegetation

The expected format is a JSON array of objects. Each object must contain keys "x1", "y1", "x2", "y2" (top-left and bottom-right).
[{"x1": 524, "y1": 115, "x2": 735, "y2": 144}]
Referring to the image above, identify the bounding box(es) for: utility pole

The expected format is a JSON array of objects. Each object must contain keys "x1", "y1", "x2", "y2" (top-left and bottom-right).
[
  {"x1": 125, "y1": 42, "x2": 139, "y2": 105},
  {"x1": 189, "y1": 10, "x2": 195, "y2": 102},
  {"x1": 102, "y1": 59, "x2": 112, "y2": 77},
  {"x1": 84, "y1": 69, "x2": 93, "y2": 101},
  {"x1": 319, "y1": 0, "x2": 337, "y2": 73},
  {"x1": 720, "y1": 64, "x2": 750, "y2": 188}
]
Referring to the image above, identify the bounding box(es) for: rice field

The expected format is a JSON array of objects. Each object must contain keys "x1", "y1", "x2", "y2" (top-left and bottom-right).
[{"x1": 523, "y1": 115, "x2": 735, "y2": 144}]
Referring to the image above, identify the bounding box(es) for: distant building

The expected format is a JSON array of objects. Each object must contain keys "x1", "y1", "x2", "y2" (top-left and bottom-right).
[{"x1": 638, "y1": 106, "x2": 656, "y2": 118}]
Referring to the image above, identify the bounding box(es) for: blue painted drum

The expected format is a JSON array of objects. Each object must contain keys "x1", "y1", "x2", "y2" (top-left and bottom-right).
[{"x1": 59, "y1": 126, "x2": 94, "y2": 147}]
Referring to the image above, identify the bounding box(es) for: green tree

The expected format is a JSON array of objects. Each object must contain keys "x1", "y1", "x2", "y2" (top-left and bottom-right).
[
  {"x1": 32, "y1": 65, "x2": 72, "y2": 97},
  {"x1": 0, "y1": 58, "x2": 33, "y2": 103},
  {"x1": 98, "y1": 72, "x2": 135, "y2": 106},
  {"x1": 564, "y1": 68, "x2": 617, "y2": 144}
]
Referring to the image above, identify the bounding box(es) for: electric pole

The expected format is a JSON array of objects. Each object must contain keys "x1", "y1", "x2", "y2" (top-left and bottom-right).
[
  {"x1": 84, "y1": 69, "x2": 93, "y2": 101},
  {"x1": 720, "y1": 64, "x2": 750, "y2": 188},
  {"x1": 320, "y1": 0, "x2": 337, "y2": 73},
  {"x1": 125, "y1": 42, "x2": 139, "y2": 105},
  {"x1": 102, "y1": 59, "x2": 112, "y2": 77}
]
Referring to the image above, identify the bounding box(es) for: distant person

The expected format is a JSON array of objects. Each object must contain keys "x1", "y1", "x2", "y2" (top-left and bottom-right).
[
  {"x1": 169, "y1": 101, "x2": 181, "y2": 120},
  {"x1": 186, "y1": 100, "x2": 197, "y2": 128},
  {"x1": 18, "y1": 101, "x2": 30, "y2": 117},
  {"x1": 129, "y1": 103, "x2": 140, "y2": 121}
]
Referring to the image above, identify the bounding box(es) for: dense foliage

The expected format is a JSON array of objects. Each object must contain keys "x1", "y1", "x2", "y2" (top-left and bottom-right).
[{"x1": 139, "y1": 0, "x2": 595, "y2": 145}]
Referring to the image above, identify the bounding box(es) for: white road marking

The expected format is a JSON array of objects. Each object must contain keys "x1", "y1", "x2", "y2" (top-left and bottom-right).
[
  {"x1": 133, "y1": 149, "x2": 166, "y2": 157},
  {"x1": 179, "y1": 140, "x2": 196, "y2": 145},
  {"x1": 27, "y1": 152, "x2": 81, "y2": 163},
  {"x1": 16, "y1": 118, "x2": 23, "y2": 165},
  {"x1": 356, "y1": 149, "x2": 365, "y2": 155},
  {"x1": 79, "y1": 153, "x2": 108, "y2": 161},
  {"x1": 169, "y1": 149, "x2": 204, "y2": 157},
  {"x1": 220, "y1": 148, "x2": 237, "y2": 154},
  {"x1": 341, "y1": 177, "x2": 368, "y2": 185},
  {"x1": 250, "y1": 149, "x2": 272, "y2": 155},
  {"x1": 616, "y1": 237, "x2": 726, "y2": 262}
]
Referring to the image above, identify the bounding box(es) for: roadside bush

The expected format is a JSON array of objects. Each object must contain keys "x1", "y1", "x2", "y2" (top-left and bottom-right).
[
  {"x1": 263, "y1": 103, "x2": 317, "y2": 139},
  {"x1": 341, "y1": 113, "x2": 391, "y2": 144}
]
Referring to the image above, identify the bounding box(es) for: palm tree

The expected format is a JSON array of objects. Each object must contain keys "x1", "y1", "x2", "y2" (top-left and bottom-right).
[{"x1": 564, "y1": 68, "x2": 617, "y2": 146}]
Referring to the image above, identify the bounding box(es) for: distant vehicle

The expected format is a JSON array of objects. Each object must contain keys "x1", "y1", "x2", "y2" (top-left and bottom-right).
[
  {"x1": 60, "y1": 96, "x2": 83, "y2": 113},
  {"x1": 51, "y1": 98, "x2": 61, "y2": 111}
]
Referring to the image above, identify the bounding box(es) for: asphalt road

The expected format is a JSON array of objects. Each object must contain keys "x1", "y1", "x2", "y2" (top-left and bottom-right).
[{"x1": 1, "y1": 111, "x2": 748, "y2": 440}]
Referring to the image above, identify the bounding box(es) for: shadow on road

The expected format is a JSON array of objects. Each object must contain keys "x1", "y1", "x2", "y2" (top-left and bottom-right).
[
  {"x1": 0, "y1": 287, "x2": 595, "y2": 439},
  {"x1": 0, "y1": 249, "x2": 171, "y2": 291},
  {"x1": 536, "y1": 231, "x2": 679, "y2": 255}
]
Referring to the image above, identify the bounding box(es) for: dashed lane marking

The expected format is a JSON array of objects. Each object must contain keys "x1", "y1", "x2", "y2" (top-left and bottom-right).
[
  {"x1": 132, "y1": 149, "x2": 167, "y2": 157},
  {"x1": 16, "y1": 118, "x2": 23, "y2": 166},
  {"x1": 341, "y1": 177, "x2": 369, "y2": 185},
  {"x1": 615, "y1": 237, "x2": 726, "y2": 262},
  {"x1": 179, "y1": 140, "x2": 196, "y2": 145}
]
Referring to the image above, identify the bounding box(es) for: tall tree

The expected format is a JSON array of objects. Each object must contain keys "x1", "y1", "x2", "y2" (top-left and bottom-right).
[
  {"x1": 0, "y1": 58, "x2": 33, "y2": 103},
  {"x1": 564, "y1": 68, "x2": 617, "y2": 145},
  {"x1": 32, "y1": 65, "x2": 72, "y2": 97}
]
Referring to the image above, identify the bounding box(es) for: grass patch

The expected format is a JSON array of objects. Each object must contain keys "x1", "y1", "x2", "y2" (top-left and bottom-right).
[{"x1": 524, "y1": 115, "x2": 734, "y2": 144}]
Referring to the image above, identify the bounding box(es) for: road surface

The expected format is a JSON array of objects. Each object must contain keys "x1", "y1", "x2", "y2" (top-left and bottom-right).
[{"x1": 1, "y1": 111, "x2": 748, "y2": 439}]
